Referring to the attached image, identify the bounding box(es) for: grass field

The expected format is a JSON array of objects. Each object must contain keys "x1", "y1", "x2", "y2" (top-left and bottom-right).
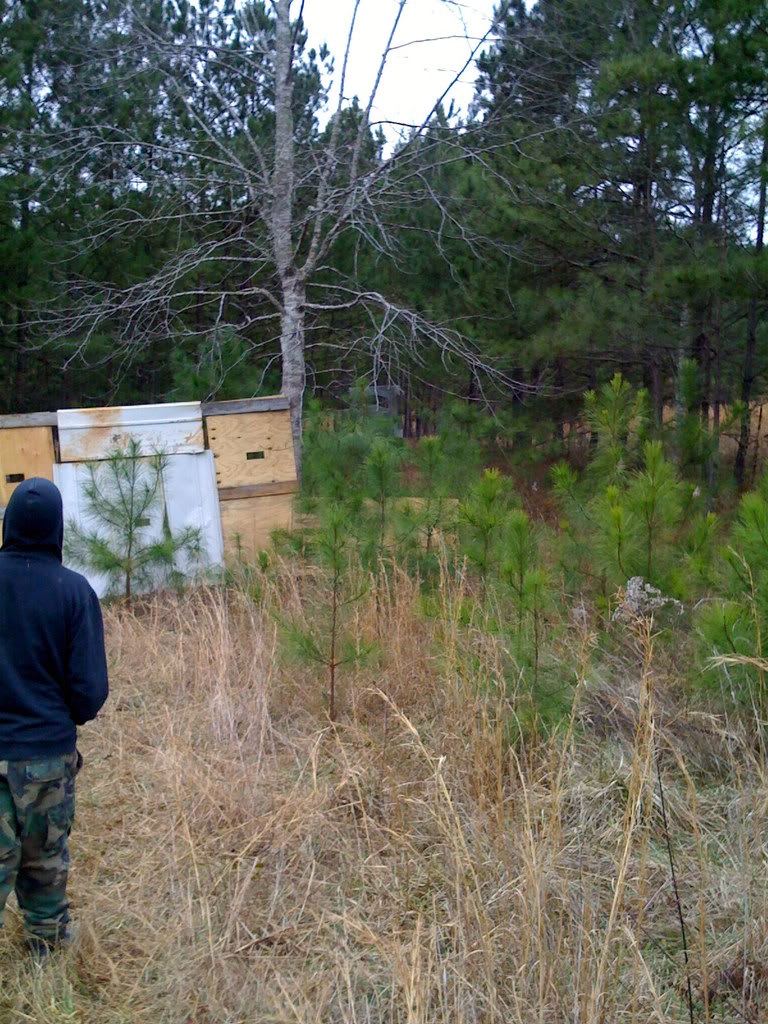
[{"x1": 1, "y1": 569, "x2": 766, "y2": 1023}]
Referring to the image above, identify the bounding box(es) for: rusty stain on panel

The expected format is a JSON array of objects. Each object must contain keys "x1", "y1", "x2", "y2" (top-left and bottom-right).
[{"x1": 58, "y1": 403, "x2": 204, "y2": 462}]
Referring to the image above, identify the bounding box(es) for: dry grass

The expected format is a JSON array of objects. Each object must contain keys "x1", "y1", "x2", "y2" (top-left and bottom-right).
[{"x1": 1, "y1": 569, "x2": 767, "y2": 1023}]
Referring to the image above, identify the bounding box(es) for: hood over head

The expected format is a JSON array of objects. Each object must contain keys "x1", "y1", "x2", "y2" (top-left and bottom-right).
[{"x1": 2, "y1": 478, "x2": 64, "y2": 561}]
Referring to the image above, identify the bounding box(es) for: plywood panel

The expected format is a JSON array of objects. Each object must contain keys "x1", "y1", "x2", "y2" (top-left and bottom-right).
[
  {"x1": 0, "y1": 427, "x2": 56, "y2": 506},
  {"x1": 206, "y1": 411, "x2": 296, "y2": 489},
  {"x1": 58, "y1": 402, "x2": 204, "y2": 462},
  {"x1": 220, "y1": 494, "x2": 294, "y2": 563}
]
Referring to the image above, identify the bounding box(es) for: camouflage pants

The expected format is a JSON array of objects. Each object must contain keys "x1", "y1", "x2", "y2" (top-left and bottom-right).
[{"x1": 0, "y1": 751, "x2": 80, "y2": 942}]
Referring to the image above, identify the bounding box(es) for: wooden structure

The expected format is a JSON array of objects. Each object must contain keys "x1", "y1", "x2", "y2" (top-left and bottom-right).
[
  {"x1": 0, "y1": 397, "x2": 297, "y2": 566},
  {"x1": 203, "y1": 396, "x2": 298, "y2": 560},
  {"x1": 0, "y1": 413, "x2": 57, "y2": 507}
]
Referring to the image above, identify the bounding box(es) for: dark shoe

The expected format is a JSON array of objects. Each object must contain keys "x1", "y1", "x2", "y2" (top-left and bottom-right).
[{"x1": 25, "y1": 923, "x2": 78, "y2": 959}]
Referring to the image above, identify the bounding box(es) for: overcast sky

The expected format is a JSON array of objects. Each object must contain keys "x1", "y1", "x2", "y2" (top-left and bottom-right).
[{"x1": 301, "y1": 0, "x2": 500, "y2": 140}]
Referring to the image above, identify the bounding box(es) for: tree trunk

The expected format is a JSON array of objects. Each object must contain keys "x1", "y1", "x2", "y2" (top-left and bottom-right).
[
  {"x1": 272, "y1": 0, "x2": 304, "y2": 481},
  {"x1": 675, "y1": 310, "x2": 688, "y2": 469},
  {"x1": 650, "y1": 350, "x2": 664, "y2": 433},
  {"x1": 693, "y1": 113, "x2": 719, "y2": 427},
  {"x1": 280, "y1": 276, "x2": 306, "y2": 481},
  {"x1": 708, "y1": 312, "x2": 722, "y2": 509},
  {"x1": 735, "y1": 125, "x2": 768, "y2": 487},
  {"x1": 698, "y1": 321, "x2": 711, "y2": 424}
]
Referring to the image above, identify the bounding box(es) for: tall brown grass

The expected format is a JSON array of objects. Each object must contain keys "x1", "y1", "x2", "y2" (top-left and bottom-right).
[{"x1": 1, "y1": 567, "x2": 766, "y2": 1023}]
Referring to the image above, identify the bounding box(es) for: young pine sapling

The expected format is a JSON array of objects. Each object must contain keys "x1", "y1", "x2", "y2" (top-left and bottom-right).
[
  {"x1": 64, "y1": 440, "x2": 204, "y2": 600},
  {"x1": 363, "y1": 436, "x2": 404, "y2": 558},
  {"x1": 504, "y1": 508, "x2": 537, "y2": 636},
  {"x1": 584, "y1": 373, "x2": 650, "y2": 486},
  {"x1": 459, "y1": 468, "x2": 510, "y2": 603},
  {"x1": 396, "y1": 437, "x2": 455, "y2": 571},
  {"x1": 285, "y1": 504, "x2": 370, "y2": 721},
  {"x1": 626, "y1": 441, "x2": 681, "y2": 583},
  {"x1": 502, "y1": 510, "x2": 550, "y2": 684}
]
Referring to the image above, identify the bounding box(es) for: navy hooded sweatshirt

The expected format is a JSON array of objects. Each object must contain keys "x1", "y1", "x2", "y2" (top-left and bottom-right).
[{"x1": 0, "y1": 478, "x2": 108, "y2": 760}]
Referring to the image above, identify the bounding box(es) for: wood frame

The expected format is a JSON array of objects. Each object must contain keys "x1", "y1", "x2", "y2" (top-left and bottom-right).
[
  {"x1": 0, "y1": 413, "x2": 57, "y2": 429},
  {"x1": 201, "y1": 396, "x2": 290, "y2": 416},
  {"x1": 218, "y1": 480, "x2": 299, "y2": 502}
]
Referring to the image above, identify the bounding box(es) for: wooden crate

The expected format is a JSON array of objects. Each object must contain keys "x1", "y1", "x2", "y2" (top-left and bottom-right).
[
  {"x1": 0, "y1": 425, "x2": 56, "y2": 506},
  {"x1": 206, "y1": 409, "x2": 296, "y2": 489},
  {"x1": 203, "y1": 396, "x2": 298, "y2": 563},
  {"x1": 220, "y1": 491, "x2": 295, "y2": 562}
]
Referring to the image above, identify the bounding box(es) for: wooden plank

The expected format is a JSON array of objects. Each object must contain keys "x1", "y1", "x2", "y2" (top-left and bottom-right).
[
  {"x1": 206, "y1": 410, "x2": 297, "y2": 489},
  {"x1": 218, "y1": 480, "x2": 299, "y2": 502},
  {"x1": 202, "y1": 395, "x2": 290, "y2": 416},
  {"x1": 0, "y1": 427, "x2": 56, "y2": 506},
  {"x1": 0, "y1": 413, "x2": 57, "y2": 429},
  {"x1": 58, "y1": 402, "x2": 204, "y2": 462},
  {"x1": 220, "y1": 493, "x2": 294, "y2": 562}
]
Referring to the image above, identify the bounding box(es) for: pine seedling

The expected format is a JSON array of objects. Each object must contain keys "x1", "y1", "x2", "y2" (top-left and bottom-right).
[
  {"x1": 501, "y1": 511, "x2": 554, "y2": 684},
  {"x1": 503, "y1": 508, "x2": 537, "y2": 635},
  {"x1": 727, "y1": 471, "x2": 768, "y2": 580},
  {"x1": 301, "y1": 405, "x2": 367, "y2": 506},
  {"x1": 64, "y1": 440, "x2": 204, "y2": 600},
  {"x1": 706, "y1": 471, "x2": 768, "y2": 689},
  {"x1": 593, "y1": 484, "x2": 636, "y2": 586},
  {"x1": 414, "y1": 436, "x2": 447, "y2": 552},
  {"x1": 438, "y1": 401, "x2": 484, "y2": 493},
  {"x1": 363, "y1": 435, "x2": 404, "y2": 559},
  {"x1": 524, "y1": 567, "x2": 550, "y2": 687},
  {"x1": 284, "y1": 503, "x2": 370, "y2": 721},
  {"x1": 551, "y1": 461, "x2": 580, "y2": 504},
  {"x1": 625, "y1": 441, "x2": 682, "y2": 583},
  {"x1": 459, "y1": 468, "x2": 510, "y2": 602},
  {"x1": 584, "y1": 373, "x2": 650, "y2": 486},
  {"x1": 550, "y1": 462, "x2": 590, "y2": 591},
  {"x1": 698, "y1": 535, "x2": 763, "y2": 714},
  {"x1": 675, "y1": 358, "x2": 713, "y2": 479},
  {"x1": 675, "y1": 511, "x2": 719, "y2": 593},
  {"x1": 395, "y1": 437, "x2": 455, "y2": 571}
]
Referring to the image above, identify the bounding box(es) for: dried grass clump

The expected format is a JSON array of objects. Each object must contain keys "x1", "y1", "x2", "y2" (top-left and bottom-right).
[{"x1": 1, "y1": 573, "x2": 767, "y2": 1023}]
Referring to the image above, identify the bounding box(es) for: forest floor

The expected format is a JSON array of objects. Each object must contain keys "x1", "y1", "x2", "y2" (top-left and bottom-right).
[{"x1": 0, "y1": 574, "x2": 766, "y2": 1024}]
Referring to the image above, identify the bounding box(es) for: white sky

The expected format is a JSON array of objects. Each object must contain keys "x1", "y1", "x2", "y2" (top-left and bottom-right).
[{"x1": 301, "y1": 0, "x2": 500, "y2": 140}]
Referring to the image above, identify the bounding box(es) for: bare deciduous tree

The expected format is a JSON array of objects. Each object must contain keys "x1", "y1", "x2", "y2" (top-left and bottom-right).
[{"x1": 34, "y1": 0, "x2": 510, "y2": 478}]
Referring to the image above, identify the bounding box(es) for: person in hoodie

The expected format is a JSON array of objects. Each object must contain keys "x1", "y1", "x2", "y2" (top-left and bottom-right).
[{"x1": 0, "y1": 478, "x2": 108, "y2": 953}]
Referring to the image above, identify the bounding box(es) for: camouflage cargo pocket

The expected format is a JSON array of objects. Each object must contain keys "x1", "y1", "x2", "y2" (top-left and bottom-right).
[
  {"x1": 45, "y1": 802, "x2": 74, "y2": 852},
  {"x1": 24, "y1": 755, "x2": 76, "y2": 785},
  {"x1": 15, "y1": 756, "x2": 76, "y2": 837},
  {"x1": 0, "y1": 794, "x2": 16, "y2": 856}
]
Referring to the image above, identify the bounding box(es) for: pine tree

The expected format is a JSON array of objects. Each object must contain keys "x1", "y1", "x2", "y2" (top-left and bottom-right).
[
  {"x1": 583, "y1": 374, "x2": 651, "y2": 486},
  {"x1": 64, "y1": 441, "x2": 204, "y2": 600},
  {"x1": 362, "y1": 436, "x2": 405, "y2": 560},
  {"x1": 503, "y1": 508, "x2": 537, "y2": 635},
  {"x1": 395, "y1": 436, "x2": 456, "y2": 573},
  {"x1": 625, "y1": 441, "x2": 682, "y2": 583},
  {"x1": 459, "y1": 469, "x2": 511, "y2": 602},
  {"x1": 285, "y1": 503, "x2": 370, "y2": 721}
]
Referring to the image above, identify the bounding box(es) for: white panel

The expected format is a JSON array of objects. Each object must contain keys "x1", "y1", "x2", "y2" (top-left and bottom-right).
[
  {"x1": 55, "y1": 462, "x2": 113, "y2": 598},
  {"x1": 162, "y1": 451, "x2": 225, "y2": 577},
  {"x1": 57, "y1": 402, "x2": 204, "y2": 462},
  {"x1": 55, "y1": 452, "x2": 223, "y2": 599}
]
